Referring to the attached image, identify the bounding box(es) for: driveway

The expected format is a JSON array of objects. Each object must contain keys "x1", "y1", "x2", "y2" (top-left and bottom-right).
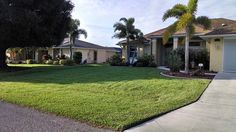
[
  {"x1": 0, "y1": 101, "x2": 112, "y2": 132},
  {"x1": 125, "y1": 72, "x2": 236, "y2": 132}
]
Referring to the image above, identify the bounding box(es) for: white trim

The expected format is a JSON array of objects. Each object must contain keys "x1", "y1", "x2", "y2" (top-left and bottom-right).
[
  {"x1": 200, "y1": 34, "x2": 236, "y2": 38},
  {"x1": 150, "y1": 33, "x2": 205, "y2": 38},
  {"x1": 222, "y1": 38, "x2": 225, "y2": 72}
]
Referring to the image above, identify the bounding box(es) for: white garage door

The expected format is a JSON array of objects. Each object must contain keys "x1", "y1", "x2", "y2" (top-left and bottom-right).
[{"x1": 224, "y1": 39, "x2": 236, "y2": 72}]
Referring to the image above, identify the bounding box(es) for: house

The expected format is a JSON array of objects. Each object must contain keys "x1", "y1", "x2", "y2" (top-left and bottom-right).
[
  {"x1": 39, "y1": 39, "x2": 121, "y2": 64},
  {"x1": 119, "y1": 18, "x2": 236, "y2": 72},
  {"x1": 7, "y1": 39, "x2": 121, "y2": 64}
]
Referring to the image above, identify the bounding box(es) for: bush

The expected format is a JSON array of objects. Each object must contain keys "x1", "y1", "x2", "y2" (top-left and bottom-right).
[
  {"x1": 73, "y1": 52, "x2": 82, "y2": 64},
  {"x1": 53, "y1": 61, "x2": 59, "y2": 65},
  {"x1": 135, "y1": 54, "x2": 155, "y2": 67},
  {"x1": 59, "y1": 59, "x2": 74, "y2": 66},
  {"x1": 109, "y1": 54, "x2": 123, "y2": 66},
  {"x1": 26, "y1": 59, "x2": 34, "y2": 64},
  {"x1": 194, "y1": 49, "x2": 209, "y2": 70},
  {"x1": 175, "y1": 47, "x2": 209, "y2": 70},
  {"x1": 42, "y1": 54, "x2": 52, "y2": 61},
  {"x1": 148, "y1": 62, "x2": 157, "y2": 67},
  {"x1": 45, "y1": 60, "x2": 53, "y2": 65},
  {"x1": 135, "y1": 62, "x2": 144, "y2": 67},
  {"x1": 168, "y1": 50, "x2": 182, "y2": 72}
]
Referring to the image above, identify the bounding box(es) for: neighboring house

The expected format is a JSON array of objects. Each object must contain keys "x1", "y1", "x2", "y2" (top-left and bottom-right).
[
  {"x1": 43, "y1": 39, "x2": 121, "y2": 64},
  {"x1": 119, "y1": 18, "x2": 236, "y2": 72},
  {"x1": 8, "y1": 39, "x2": 121, "y2": 64}
]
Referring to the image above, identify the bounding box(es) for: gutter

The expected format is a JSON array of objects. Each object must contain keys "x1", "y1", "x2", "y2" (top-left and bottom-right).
[{"x1": 200, "y1": 34, "x2": 236, "y2": 38}]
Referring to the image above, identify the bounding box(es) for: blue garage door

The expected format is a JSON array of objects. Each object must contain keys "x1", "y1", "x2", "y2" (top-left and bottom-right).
[{"x1": 224, "y1": 39, "x2": 236, "y2": 72}]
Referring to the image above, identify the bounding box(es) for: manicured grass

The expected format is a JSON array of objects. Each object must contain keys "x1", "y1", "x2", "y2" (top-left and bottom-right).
[{"x1": 0, "y1": 64, "x2": 210, "y2": 130}]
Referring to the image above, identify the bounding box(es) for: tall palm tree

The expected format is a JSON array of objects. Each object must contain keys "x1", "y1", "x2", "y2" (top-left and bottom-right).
[
  {"x1": 113, "y1": 17, "x2": 143, "y2": 64},
  {"x1": 68, "y1": 19, "x2": 87, "y2": 60},
  {"x1": 162, "y1": 0, "x2": 211, "y2": 73}
]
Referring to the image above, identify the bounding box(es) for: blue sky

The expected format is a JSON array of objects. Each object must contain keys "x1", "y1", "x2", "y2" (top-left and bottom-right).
[{"x1": 71, "y1": 0, "x2": 236, "y2": 47}]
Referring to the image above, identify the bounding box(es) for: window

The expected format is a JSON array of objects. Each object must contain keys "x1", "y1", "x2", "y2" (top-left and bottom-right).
[{"x1": 190, "y1": 42, "x2": 201, "y2": 47}]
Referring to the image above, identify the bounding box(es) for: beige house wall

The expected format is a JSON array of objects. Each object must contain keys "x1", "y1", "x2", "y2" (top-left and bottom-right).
[
  {"x1": 209, "y1": 38, "x2": 224, "y2": 72},
  {"x1": 122, "y1": 45, "x2": 128, "y2": 61},
  {"x1": 97, "y1": 49, "x2": 106, "y2": 63},
  {"x1": 50, "y1": 48, "x2": 116, "y2": 64}
]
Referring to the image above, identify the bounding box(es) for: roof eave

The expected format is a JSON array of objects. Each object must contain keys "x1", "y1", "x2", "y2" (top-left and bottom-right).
[{"x1": 200, "y1": 34, "x2": 236, "y2": 38}]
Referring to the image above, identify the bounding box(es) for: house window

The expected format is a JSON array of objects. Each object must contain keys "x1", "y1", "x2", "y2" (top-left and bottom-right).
[
  {"x1": 190, "y1": 42, "x2": 201, "y2": 47},
  {"x1": 129, "y1": 46, "x2": 137, "y2": 57}
]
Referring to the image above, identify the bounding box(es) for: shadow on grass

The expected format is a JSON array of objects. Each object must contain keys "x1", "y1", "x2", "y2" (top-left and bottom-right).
[{"x1": 0, "y1": 64, "x2": 174, "y2": 84}]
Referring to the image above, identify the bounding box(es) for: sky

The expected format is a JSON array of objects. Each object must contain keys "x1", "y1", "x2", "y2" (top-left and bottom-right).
[{"x1": 71, "y1": 0, "x2": 236, "y2": 47}]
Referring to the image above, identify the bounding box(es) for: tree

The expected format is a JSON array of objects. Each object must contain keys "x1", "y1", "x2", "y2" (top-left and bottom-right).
[
  {"x1": 68, "y1": 19, "x2": 87, "y2": 60},
  {"x1": 113, "y1": 17, "x2": 143, "y2": 64},
  {"x1": 0, "y1": 0, "x2": 74, "y2": 69},
  {"x1": 162, "y1": 0, "x2": 211, "y2": 73}
]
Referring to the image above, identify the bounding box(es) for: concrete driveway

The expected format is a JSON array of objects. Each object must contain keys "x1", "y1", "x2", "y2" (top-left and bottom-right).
[{"x1": 125, "y1": 72, "x2": 236, "y2": 132}]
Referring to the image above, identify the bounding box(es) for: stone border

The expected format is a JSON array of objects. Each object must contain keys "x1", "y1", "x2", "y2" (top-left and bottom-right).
[
  {"x1": 160, "y1": 72, "x2": 189, "y2": 79},
  {"x1": 160, "y1": 72, "x2": 215, "y2": 80}
]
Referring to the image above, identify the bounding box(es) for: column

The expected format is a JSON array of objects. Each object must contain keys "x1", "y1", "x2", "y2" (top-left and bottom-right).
[{"x1": 173, "y1": 37, "x2": 179, "y2": 50}]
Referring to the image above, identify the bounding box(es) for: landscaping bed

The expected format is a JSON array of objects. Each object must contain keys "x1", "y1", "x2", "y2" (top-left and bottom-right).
[{"x1": 162, "y1": 71, "x2": 215, "y2": 79}]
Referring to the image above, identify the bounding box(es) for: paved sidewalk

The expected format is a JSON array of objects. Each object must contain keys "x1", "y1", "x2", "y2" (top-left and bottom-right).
[
  {"x1": 125, "y1": 72, "x2": 236, "y2": 132},
  {"x1": 0, "y1": 101, "x2": 112, "y2": 132}
]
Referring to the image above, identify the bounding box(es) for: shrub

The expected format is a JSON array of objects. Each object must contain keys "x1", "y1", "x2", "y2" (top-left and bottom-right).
[
  {"x1": 194, "y1": 49, "x2": 209, "y2": 70},
  {"x1": 168, "y1": 50, "x2": 182, "y2": 72},
  {"x1": 175, "y1": 47, "x2": 209, "y2": 70},
  {"x1": 109, "y1": 54, "x2": 123, "y2": 66},
  {"x1": 60, "y1": 54, "x2": 66, "y2": 59},
  {"x1": 45, "y1": 60, "x2": 53, "y2": 65},
  {"x1": 26, "y1": 59, "x2": 34, "y2": 64},
  {"x1": 148, "y1": 62, "x2": 157, "y2": 67},
  {"x1": 135, "y1": 62, "x2": 144, "y2": 67},
  {"x1": 59, "y1": 59, "x2": 66, "y2": 65},
  {"x1": 42, "y1": 54, "x2": 52, "y2": 61},
  {"x1": 135, "y1": 54, "x2": 155, "y2": 67},
  {"x1": 53, "y1": 61, "x2": 59, "y2": 65},
  {"x1": 73, "y1": 52, "x2": 82, "y2": 64},
  {"x1": 59, "y1": 59, "x2": 74, "y2": 66}
]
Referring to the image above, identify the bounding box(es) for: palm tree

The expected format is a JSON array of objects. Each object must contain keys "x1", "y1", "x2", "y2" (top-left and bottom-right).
[
  {"x1": 162, "y1": 0, "x2": 211, "y2": 73},
  {"x1": 113, "y1": 17, "x2": 143, "y2": 64},
  {"x1": 68, "y1": 19, "x2": 87, "y2": 60}
]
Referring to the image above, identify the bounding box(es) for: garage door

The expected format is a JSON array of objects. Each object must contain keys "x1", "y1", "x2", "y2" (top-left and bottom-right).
[{"x1": 224, "y1": 39, "x2": 236, "y2": 72}]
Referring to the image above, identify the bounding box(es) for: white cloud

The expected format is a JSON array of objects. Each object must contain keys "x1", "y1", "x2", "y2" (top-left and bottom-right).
[{"x1": 71, "y1": 0, "x2": 236, "y2": 47}]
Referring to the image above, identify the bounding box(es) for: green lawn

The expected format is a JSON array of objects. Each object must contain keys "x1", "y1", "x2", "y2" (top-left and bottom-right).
[{"x1": 0, "y1": 64, "x2": 210, "y2": 130}]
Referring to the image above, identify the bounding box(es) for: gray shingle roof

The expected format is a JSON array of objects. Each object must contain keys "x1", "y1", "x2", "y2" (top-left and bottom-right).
[{"x1": 55, "y1": 39, "x2": 120, "y2": 52}]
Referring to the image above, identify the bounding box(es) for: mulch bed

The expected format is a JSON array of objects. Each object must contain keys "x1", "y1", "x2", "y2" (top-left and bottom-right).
[{"x1": 163, "y1": 71, "x2": 215, "y2": 79}]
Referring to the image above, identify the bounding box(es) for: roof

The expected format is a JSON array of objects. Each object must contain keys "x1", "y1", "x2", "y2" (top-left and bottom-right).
[
  {"x1": 55, "y1": 39, "x2": 121, "y2": 52},
  {"x1": 145, "y1": 18, "x2": 236, "y2": 38}
]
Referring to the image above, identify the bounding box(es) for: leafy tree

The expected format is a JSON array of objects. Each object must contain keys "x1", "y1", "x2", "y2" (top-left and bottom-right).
[
  {"x1": 113, "y1": 17, "x2": 143, "y2": 64},
  {"x1": 162, "y1": 0, "x2": 211, "y2": 73},
  {"x1": 0, "y1": 0, "x2": 74, "y2": 69},
  {"x1": 68, "y1": 19, "x2": 87, "y2": 60}
]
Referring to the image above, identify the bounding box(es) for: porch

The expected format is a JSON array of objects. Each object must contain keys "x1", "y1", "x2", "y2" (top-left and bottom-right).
[{"x1": 151, "y1": 37, "x2": 207, "y2": 66}]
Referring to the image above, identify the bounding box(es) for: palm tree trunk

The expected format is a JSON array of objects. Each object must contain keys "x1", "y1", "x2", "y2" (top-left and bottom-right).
[
  {"x1": 126, "y1": 37, "x2": 130, "y2": 64},
  {"x1": 185, "y1": 27, "x2": 190, "y2": 73},
  {"x1": 0, "y1": 47, "x2": 8, "y2": 69},
  {"x1": 70, "y1": 44, "x2": 73, "y2": 60}
]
